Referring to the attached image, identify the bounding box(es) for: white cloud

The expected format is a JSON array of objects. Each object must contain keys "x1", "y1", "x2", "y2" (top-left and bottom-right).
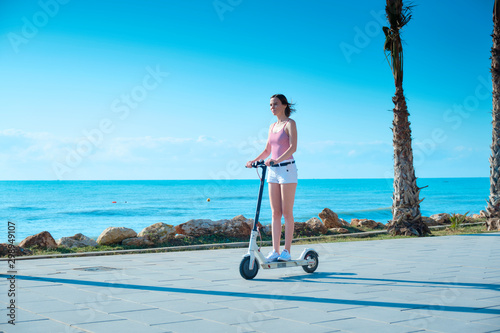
[{"x1": 454, "y1": 145, "x2": 472, "y2": 152}]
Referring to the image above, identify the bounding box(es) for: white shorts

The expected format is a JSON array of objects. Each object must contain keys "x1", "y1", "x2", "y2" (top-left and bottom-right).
[{"x1": 267, "y1": 159, "x2": 298, "y2": 184}]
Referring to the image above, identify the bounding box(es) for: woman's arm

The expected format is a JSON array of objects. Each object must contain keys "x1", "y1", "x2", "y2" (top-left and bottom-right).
[
  {"x1": 275, "y1": 119, "x2": 297, "y2": 163},
  {"x1": 246, "y1": 125, "x2": 272, "y2": 167}
]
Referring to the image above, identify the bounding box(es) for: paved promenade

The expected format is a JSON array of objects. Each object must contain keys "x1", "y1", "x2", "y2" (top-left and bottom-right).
[{"x1": 1, "y1": 233, "x2": 500, "y2": 333}]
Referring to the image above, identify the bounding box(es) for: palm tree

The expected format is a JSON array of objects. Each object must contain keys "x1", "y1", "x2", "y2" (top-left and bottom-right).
[
  {"x1": 486, "y1": 0, "x2": 500, "y2": 231},
  {"x1": 383, "y1": 0, "x2": 430, "y2": 236}
]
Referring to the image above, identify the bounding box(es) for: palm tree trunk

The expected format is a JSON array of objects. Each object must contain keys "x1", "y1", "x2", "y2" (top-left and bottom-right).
[
  {"x1": 486, "y1": 0, "x2": 500, "y2": 231},
  {"x1": 383, "y1": 0, "x2": 430, "y2": 236},
  {"x1": 386, "y1": 87, "x2": 430, "y2": 236}
]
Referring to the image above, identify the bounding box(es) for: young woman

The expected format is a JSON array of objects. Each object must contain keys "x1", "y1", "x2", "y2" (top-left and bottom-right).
[{"x1": 246, "y1": 94, "x2": 298, "y2": 261}]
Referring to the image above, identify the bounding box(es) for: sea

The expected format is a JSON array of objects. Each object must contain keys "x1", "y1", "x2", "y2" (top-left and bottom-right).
[{"x1": 0, "y1": 178, "x2": 489, "y2": 242}]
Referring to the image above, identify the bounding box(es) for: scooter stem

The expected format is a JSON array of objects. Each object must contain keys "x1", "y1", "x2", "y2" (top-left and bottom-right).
[{"x1": 252, "y1": 163, "x2": 267, "y2": 232}]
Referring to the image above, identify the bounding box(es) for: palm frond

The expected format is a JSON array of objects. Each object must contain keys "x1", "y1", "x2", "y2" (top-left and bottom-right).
[{"x1": 383, "y1": 0, "x2": 414, "y2": 86}]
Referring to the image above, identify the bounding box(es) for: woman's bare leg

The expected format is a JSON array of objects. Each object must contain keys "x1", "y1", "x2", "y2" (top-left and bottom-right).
[
  {"x1": 268, "y1": 182, "x2": 282, "y2": 253},
  {"x1": 281, "y1": 183, "x2": 297, "y2": 253}
]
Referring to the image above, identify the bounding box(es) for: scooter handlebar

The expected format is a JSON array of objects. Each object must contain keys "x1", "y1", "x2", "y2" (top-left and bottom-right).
[
  {"x1": 251, "y1": 160, "x2": 265, "y2": 168},
  {"x1": 249, "y1": 160, "x2": 274, "y2": 168}
]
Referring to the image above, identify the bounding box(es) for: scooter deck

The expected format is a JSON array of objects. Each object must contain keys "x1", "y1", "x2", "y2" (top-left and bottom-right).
[{"x1": 260, "y1": 258, "x2": 316, "y2": 269}]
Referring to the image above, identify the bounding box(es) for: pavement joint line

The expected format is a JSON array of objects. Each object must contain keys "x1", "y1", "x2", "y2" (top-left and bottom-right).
[
  {"x1": 148, "y1": 318, "x2": 203, "y2": 326},
  {"x1": 8, "y1": 318, "x2": 50, "y2": 324},
  {"x1": 254, "y1": 306, "x2": 299, "y2": 314},
  {"x1": 312, "y1": 317, "x2": 357, "y2": 324},
  {"x1": 3, "y1": 222, "x2": 487, "y2": 261},
  {"x1": 72, "y1": 318, "x2": 128, "y2": 325},
  {"x1": 389, "y1": 316, "x2": 434, "y2": 324},
  {"x1": 180, "y1": 307, "x2": 229, "y2": 314}
]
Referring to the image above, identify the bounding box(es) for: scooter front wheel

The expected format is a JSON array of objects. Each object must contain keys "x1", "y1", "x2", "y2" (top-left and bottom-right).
[
  {"x1": 239, "y1": 256, "x2": 259, "y2": 280},
  {"x1": 302, "y1": 250, "x2": 319, "y2": 273}
]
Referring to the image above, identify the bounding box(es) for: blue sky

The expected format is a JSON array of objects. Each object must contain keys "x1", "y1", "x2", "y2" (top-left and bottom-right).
[{"x1": 0, "y1": 0, "x2": 493, "y2": 180}]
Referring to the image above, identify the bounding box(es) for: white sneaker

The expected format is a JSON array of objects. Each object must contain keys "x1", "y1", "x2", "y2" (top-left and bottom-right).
[
  {"x1": 266, "y1": 250, "x2": 280, "y2": 262},
  {"x1": 277, "y1": 249, "x2": 291, "y2": 261}
]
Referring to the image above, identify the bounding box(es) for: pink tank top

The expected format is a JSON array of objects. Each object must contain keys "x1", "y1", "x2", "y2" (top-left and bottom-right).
[{"x1": 268, "y1": 120, "x2": 293, "y2": 160}]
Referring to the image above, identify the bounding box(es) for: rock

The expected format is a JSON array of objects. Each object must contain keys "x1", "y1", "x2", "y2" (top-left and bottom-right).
[
  {"x1": 260, "y1": 224, "x2": 272, "y2": 236},
  {"x1": 0, "y1": 244, "x2": 32, "y2": 257},
  {"x1": 292, "y1": 222, "x2": 312, "y2": 236},
  {"x1": 220, "y1": 217, "x2": 252, "y2": 238},
  {"x1": 306, "y1": 217, "x2": 328, "y2": 235},
  {"x1": 319, "y1": 208, "x2": 343, "y2": 228},
  {"x1": 97, "y1": 227, "x2": 137, "y2": 245},
  {"x1": 57, "y1": 233, "x2": 98, "y2": 248},
  {"x1": 329, "y1": 228, "x2": 349, "y2": 234},
  {"x1": 292, "y1": 220, "x2": 326, "y2": 237},
  {"x1": 121, "y1": 237, "x2": 154, "y2": 247},
  {"x1": 430, "y1": 213, "x2": 450, "y2": 225},
  {"x1": 232, "y1": 215, "x2": 251, "y2": 224},
  {"x1": 19, "y1": 231, "x2": 57, "y2": 249},
  {"x1": 339, "y1": 218, "x2": 350, "y2": 227},
  {"x1": 422, "y1": 216, "x2": 442, "y2": 226},
  {"x1": 175, "y1": 215, "x2": 253, "y2": 239},
  {"x1": 174, "y1": 234, "x2": 193, "y2": 240},
  {"x1": 350, "y1": 219, "x2": 378, "y2": 229},
  {"x1": 138, "y1": 222, "x2": 176, "y2": 245},
  {"x1": 362, "y1": 220, "x2": 377, "y2": 228},
  {"x1": 176, "y1": 219, "x2": 223, "y2": 237},
  {"x1": 486, "y1": 218, "x2": 500, "y2": 231},
  {"x1": 471, "y1": 214, "x2": 482, "y2": 219}
]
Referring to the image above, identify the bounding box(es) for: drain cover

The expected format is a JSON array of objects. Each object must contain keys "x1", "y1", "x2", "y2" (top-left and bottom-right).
[{"x1": 73, "y1": 266, "x2": 121, "y2": 272}]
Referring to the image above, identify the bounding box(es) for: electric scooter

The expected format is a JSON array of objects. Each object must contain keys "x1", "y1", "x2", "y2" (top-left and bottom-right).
[{"x1": 240, "y1": 160, "x2": 319, "y2": 280}]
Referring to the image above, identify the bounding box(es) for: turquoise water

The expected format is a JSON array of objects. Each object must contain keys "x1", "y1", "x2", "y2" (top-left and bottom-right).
[{"x1": 0, "y1": 178, "x2": 489, "y2": 242}]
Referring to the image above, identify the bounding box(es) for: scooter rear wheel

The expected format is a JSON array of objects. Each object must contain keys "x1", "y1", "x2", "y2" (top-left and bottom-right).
[
  {"x1": 302, "y1": 250, "x2": 319, "y2": 273},
  {"x1": 240, "y1": 256, "x2": 259, "y2": 280}
]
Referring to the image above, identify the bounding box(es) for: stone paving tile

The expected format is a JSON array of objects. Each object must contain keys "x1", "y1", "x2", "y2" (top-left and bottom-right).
[
  {"x1": 110, "y1": 307, "x2": 200, "y2": 325},
  {"x1": 24, "y1": 284, "x2": 109, "y2": 304},
  {"x1": 214, "y1": 297, "x2": 300, "y2": 313},
  {"x1": 351, "y1": 305, "x2": 433, "y2": 324},
  {"x1": 266, "y1": 306, "x2": 350, "y2": 325},
  {"x1": 470, "y1": 315, "x2": 500, "y2": 327},
  {"x1": 392, "y1": 315, "x2": 500, "y2": 333},
  {"x1": 0, "y1": 308, "x2": 48, "y2": 325},
  {"x1": 153, "y1": 318, "x2": 236, "y2": 333},
  {"x1": 17, "y1": 299, "x2": 89, "y2": 314},
  {"x1": 146, "y1": 298, "x2": 228, "y2": 314},
  {"x1": 41, "y1": 307, "x2": 124, "y2": 325},
  {"x1": 105, "y1": 290, "x2": 177, "y2": 303},
  {"x1": 186, "y1": 307, "x2": 276, "y2": 326},
  {"x1": 314, "y1": 317, "x2": 428, "y2": 333},
  {"x1": 82, "y1": 298, "x2": 158, "y2": 314},
  {"x1": 404, "y1": 307, "x2": 500, "y2": 323},
  {"x1": 13, "y1": 289, "x2": 58, "y2": 304},
  {"x1": 74, "y1": 318, "x2": 167, "y2": 333},
  {"x1": 234, "y1": 316, "x2": 334, "y2": 333},
  {"x1": 0, "y1": 319, "x2": 88, "y2": 333}
]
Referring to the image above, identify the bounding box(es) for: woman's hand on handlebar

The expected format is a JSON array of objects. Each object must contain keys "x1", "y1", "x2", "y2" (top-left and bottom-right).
[
  {"x1": 246, "y1": 160, "x2": 255, "y2": 168},
  {"x1": 265, "y1": 159, "x2": 276, "y2": 167}
]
